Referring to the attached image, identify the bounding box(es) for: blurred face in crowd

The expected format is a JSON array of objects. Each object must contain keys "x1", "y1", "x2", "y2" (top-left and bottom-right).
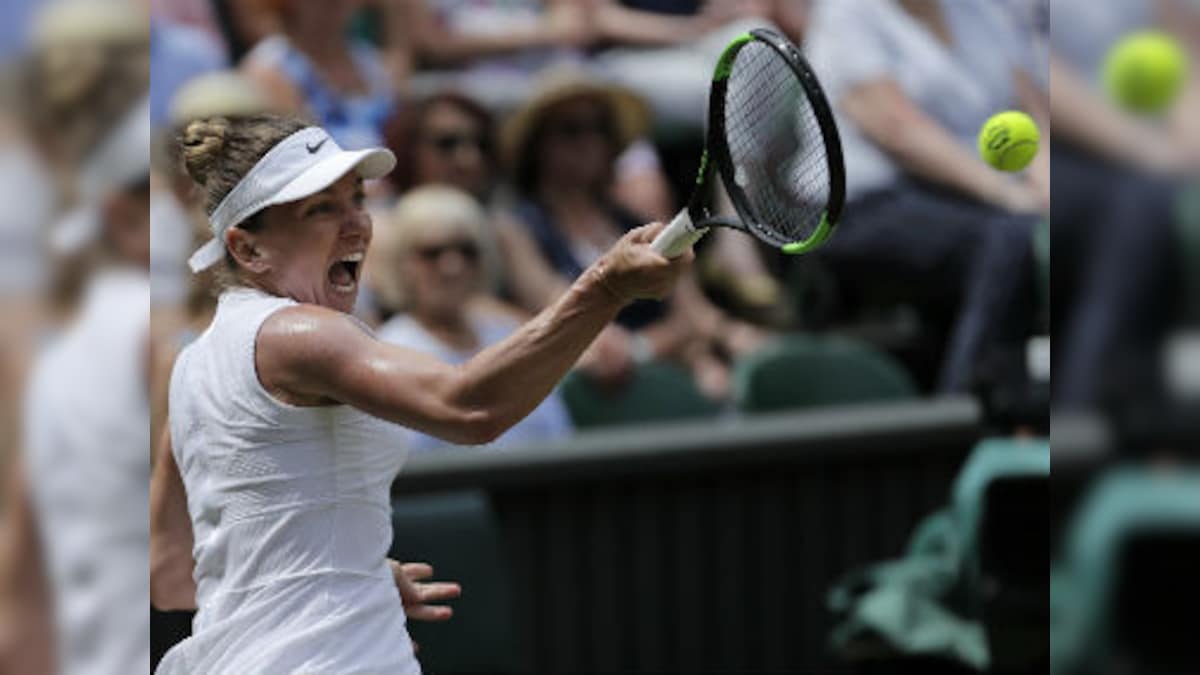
[
  {"x1": 416, "y1": 101, "x2": 491, "y2": 199},
  {"x1": 536, "y1": 96, "x2": 615, "y2": 192},
  {"x1": 228, "y1": 173, "x2": 370, "y2": 315},
  {"x1": 399, "y1": 220, "x2": 482, "y2": 324}
]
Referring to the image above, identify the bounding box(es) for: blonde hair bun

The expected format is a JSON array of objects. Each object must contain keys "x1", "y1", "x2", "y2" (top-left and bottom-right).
[{"x1": 181, "y1": 118, "x2": 231, "y2": 187}]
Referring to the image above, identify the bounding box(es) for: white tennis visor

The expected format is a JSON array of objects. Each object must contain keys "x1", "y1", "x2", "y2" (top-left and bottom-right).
[{"x1": 188, "y1": 127, "x2": 396, "y2": 272}]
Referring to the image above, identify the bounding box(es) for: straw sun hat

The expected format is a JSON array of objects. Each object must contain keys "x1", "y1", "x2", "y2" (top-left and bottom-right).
[{"x1": 500, "y1": 67, "x2": 650, "y2": 177}]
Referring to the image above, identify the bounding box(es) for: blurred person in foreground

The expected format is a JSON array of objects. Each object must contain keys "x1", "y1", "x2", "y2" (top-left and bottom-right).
[
  {"x1": 806, "y1": 0, "x2": 1049, "y2": 394},
  {"x1": 149, "y1": 113, "x2": 688, "y2": 672},
  {"x1": 369, "y1": 186, "x2": 573, "y2": 453},
  {"x1": 0, "y1": 0, "x2": 149, "y2": 472},
  {"x1": 0, "y1": 2, "x2": 149, "y2": 673},
  {"x1": 0, "y1": 116, "x2": 54, "y2": 473},
  {"x1": 505, "y1": 69, "x2": 769, "y2": 399},
  {"x1": 1046, "y1": 0, "x2": 1200, "y2": 410}
]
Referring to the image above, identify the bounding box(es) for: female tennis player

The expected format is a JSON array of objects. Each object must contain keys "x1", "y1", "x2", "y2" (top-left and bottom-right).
[{"x1": 149, "y1": 113, "x2": 689, "y2": 673}]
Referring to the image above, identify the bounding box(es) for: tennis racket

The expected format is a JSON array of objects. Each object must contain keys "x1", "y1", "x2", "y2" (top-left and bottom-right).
[{"x1": 651, "y1": 28, "x2": 845, "y2": 258}]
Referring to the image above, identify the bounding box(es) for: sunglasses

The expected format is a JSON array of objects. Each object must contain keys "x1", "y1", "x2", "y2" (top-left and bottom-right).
[
  {"x1": 427, "y1": 132, "x2": 486, "y2": 155},
  {"x1": 414, "y1": 240, "x2": 480, "y2": 263}
]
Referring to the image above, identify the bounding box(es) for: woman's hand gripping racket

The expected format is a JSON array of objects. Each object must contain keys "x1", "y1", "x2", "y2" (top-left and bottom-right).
[{"x1": 651, "y1": 28, "x2": 845, "y2": 258}]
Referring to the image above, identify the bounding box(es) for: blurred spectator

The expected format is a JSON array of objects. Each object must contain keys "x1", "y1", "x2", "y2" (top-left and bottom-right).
[
  {"x1": 381, "y1": 91, "x2": 570, "y2": 316},
  {"x1": 379, "y1": 89, "x2": 651, "y2": 388},
  {"x1": 394, "y1": 0, "x2": 677, "y2": 220},
  {"x1": 150, "y1": 12, "x2": 227, "y2": 129},
  {"x1": 0, "y1": 0, "x2": 42, "y2": 63},
  {"x1": 806, "y1": 0, "x2": 1048, "y2": 393},
  {"x1": 0, "y1": 2, "x2": 151, "y2": 672},
  {"x1": 1047, "y1": 0, "x2": 1199, "y2": 409},
  {"x1": 504, "y1": 69, "x2": 768, "y2": 398},
  {"x1": 385, "y1": 91, "x2": 495, "y2": 200},
  {"x1": 592, "y1": 0, "x2": 808, "y2": 134},
  {"x1": 2, "y1": 0, "x2": 151, "y2": 471},
  {"x1": 370, "y1": 186, "x2": 573, "y2": 452},
  {"x1": 242, "y1": 0, "x2": 396, "y2": 149},
  {"x1": 396, "y1": 0, "x2": 590, "y2": 112},
  {"x1": 208, "y1": 0, "x2": 283, "y2": 63}
]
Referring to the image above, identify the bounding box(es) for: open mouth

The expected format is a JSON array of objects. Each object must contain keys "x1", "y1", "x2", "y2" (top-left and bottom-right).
[{"x1": 328, "y1": 252, "x2": 363, "y2": 293}]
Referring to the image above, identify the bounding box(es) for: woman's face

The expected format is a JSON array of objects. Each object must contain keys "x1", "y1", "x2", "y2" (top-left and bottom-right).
[
  {"x1": 399, "y1": 225, "x2": 481, "y2": 322},
  {"x1": 415, "y1": 102, "x2": 490, "y2": 198},
  {"x1": 235, "y1": 172, "x2": 370, "y2": 314},
  {"x1": 536, "y1": 96, "x2": 615, "y2": 191}
]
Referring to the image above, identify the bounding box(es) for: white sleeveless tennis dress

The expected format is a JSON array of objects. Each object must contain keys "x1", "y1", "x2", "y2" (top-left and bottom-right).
[{"x1": 158, "y1": 287, "x2": 417, "y2": 674}]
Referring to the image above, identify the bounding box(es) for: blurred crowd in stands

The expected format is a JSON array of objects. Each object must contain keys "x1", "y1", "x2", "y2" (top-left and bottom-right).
[
  {"x1": 0, "y1": 0, "x2": 1196, "y2": 673},
  {"x1": 139, "y1": 0, "x2": 1200, "y2": 451}
]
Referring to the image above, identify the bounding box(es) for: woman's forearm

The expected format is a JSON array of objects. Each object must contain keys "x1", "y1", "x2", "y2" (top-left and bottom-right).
[{"x1": 264, "y1": 225, "x2": 683, "y2": 445}]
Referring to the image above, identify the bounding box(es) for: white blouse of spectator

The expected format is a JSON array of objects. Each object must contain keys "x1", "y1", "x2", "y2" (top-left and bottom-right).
[{"x1": 805, "y1": 0, "x2": 1036, "y2": 200}]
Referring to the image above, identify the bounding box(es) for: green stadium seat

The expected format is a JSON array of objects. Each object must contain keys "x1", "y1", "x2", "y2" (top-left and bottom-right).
[
  {"x1": 1051, "y1": 470, "x2": 1200, "y2": 675},
  {"x1": 950, "y1": 438, "x2": 1050, "y2": 597},
  {"x1": 389, "y1": 491, "x2": 523, "y2": 673},
  {"x1": 827, "y1": 438, "x2": 1048, "y2": 672},
  {"x1": 733, "y1": 334, "x2": 917, "y2": 413},
  {"x1": 951, "y1": 439, "x2": 1050, "y2": 672},
  {"x1": 560, "y1": 362, "x2": 721, "y2": 429}
]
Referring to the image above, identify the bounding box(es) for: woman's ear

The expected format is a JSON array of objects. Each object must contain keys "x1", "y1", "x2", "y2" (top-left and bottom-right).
[{"x1": 225, "y1": 227, "x2": 268, "y2": 274}]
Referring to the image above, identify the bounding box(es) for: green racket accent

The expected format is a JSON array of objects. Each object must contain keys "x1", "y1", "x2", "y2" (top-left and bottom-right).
[
  {"x1": 713, "y1": 33, "x2": 753, "y2": 81},
  {"x1": 694, "y1": 150, "x2": 708, "y2": 185},
  {"x1": 780, "y1": 214, "x2": 834, "y2": 255}
]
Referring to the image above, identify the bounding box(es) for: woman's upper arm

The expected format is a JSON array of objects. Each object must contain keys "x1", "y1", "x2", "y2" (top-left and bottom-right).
[{"x1": 255, "y1": 306, "x2": 493, "y2": 443}]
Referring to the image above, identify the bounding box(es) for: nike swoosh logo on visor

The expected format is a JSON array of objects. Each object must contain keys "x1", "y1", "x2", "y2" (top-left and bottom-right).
[{"x1": 306, "y1": 139, "x2": 327, "y2": 154}]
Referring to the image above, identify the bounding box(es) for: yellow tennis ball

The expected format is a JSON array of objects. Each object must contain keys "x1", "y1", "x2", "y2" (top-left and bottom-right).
[
  {"x1": 978, "y1": 111, "x2": 1040, "y2": 172},
  {"x1": 1104, "y1": 31, "x2": 1189, "y2": 115}
]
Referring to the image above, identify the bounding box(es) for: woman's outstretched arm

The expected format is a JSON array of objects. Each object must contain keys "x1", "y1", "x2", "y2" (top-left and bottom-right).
[{"x1": 258, "y1": 223, "x2": 690, "y2": 444}]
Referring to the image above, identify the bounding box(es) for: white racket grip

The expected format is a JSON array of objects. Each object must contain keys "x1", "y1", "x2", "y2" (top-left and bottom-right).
[{"x1": 651, "y1": 210, "x2": 709, "y2": 258}]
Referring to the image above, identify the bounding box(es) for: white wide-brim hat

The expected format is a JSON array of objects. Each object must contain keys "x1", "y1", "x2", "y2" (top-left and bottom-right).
[{"x1": 188, "y1": 126, "x2": 395, "y2": 272}]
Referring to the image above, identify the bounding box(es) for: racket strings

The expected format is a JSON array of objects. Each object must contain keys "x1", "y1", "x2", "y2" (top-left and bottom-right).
[{"x1": 722, "y1": 41, "x2": 830, "y2": 245}]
